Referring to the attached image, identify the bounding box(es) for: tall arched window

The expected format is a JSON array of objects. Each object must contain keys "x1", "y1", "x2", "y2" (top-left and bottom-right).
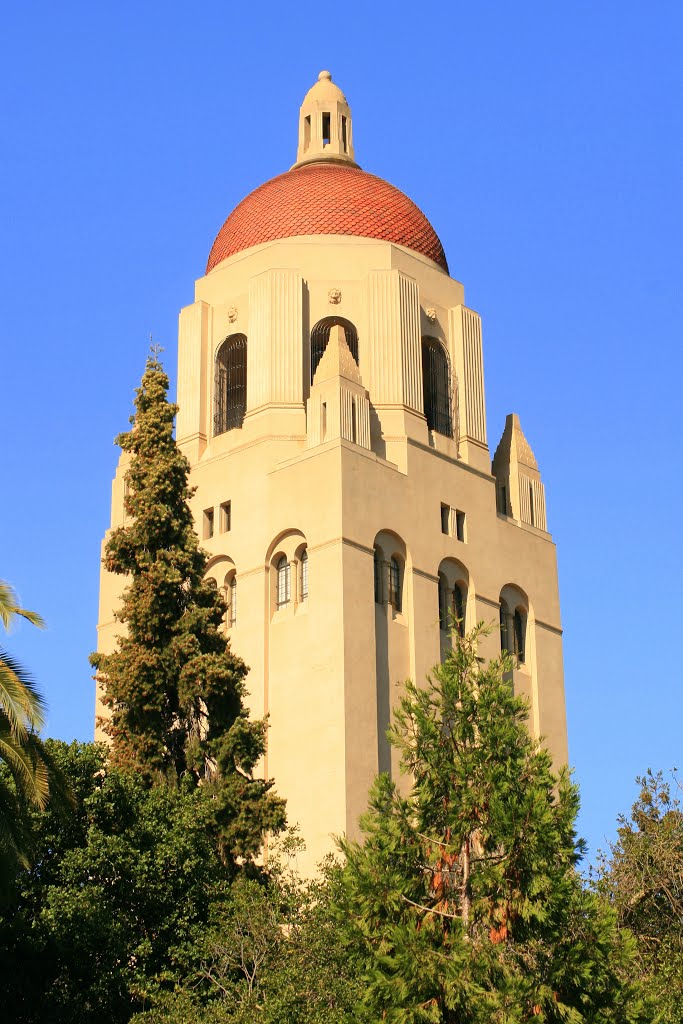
[
  {"x1": 214, "y1": 334, "x2": 247, "y2": 435},
  {"x1": 421, "y1": 337, "x2": 452, "y2": 437},
  {"x1": 439, "y1": 576, "x2": 466, "y2": 636},
  {"x1": 310, "y1": 317, "x2": 359, "y2": 383},
  {"x1": 228, "y1": 576, "x2": 237, "y2": 626},
  {"x1": 300, "y1": 549, "x2": 309, "y2": 601},
  {"x1": 500, "y1": 599, "x2": 511, "y2": 655},
  {"x1": 374, "y1": 547, "x2": 383, "y2": 604},
  {"x1": 389, "y1": 557, "x2": 402, "y2": 613},
  {"x1": 276, "y1": 556, "x2": 291, "y2": 608},
  {"x1": 513, "y1": 608, "x2": 526, "y2": 664}
]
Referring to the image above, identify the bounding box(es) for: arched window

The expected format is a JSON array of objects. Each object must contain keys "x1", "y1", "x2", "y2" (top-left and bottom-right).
[
  {"x1": 228, "y1": 576, "x2": 237, "y2": 626},
  {"x1": 214, "y1": 334, "x2": 247, "y2": 435},
  {"x1": 310, "y1": 317, "x2": 359, "y2": 383},
  {"x1": 514, "y1": 608, "x2": 526, "y2": 664},
  {"x1": 374, "y1": 547, "x2": 383, "y2": 604},
  {"x1": 389, "y1": 557, "x2": 402, "y2": 613},
  {"x1": 421, "y1": 337, "x2": 452, "y2": 438},
  {"x1": 276, "y1": 556, "x2": 291, "y2": 608},
  {"x1": 439, "y1": 576, "x2": 466, "y2": 636},
  {"x1": 300, "y1": 549, "x2": 309, "y2": 601},
  {"x1": 500, "y1": 600, "x2": 511, "y2": 655}
]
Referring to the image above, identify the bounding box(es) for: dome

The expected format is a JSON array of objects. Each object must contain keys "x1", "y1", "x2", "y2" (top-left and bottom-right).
[{"x1": 206, "y1": 162, "x2": 448, "y2": 273}]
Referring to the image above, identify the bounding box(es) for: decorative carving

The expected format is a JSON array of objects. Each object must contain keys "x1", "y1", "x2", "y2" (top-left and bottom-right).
[
  {"x1": 425, "y1": 307, "x2": 437, "y2": 323},
  {"x1": 328, "y1": 288, "x2": 342, "y2": 305},
  {"x1": 227, "y1": 305, "x2": 238, "y2": 323}
]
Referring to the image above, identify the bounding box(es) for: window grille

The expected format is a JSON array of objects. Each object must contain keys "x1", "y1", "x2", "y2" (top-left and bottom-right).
[
  {"x1": 229, "y1": 577, "x2": 237, "y2": 626},
  {"x1": 438, "y1": 575, "x2": 448, "y2": 629},
  {"x1": 421, "y1": 337, "x2": 452, "y2": 437},
  {"x1": 214, "y1": 334, "x2": 247, "y2": 435},
  {"x1": 439, "y1": 579, "x2": 466, "y2": 635},
  {"x1": 276, "y1": 556, "x2": 291, "y2": 608},
  {"x1": 514, "y1": 609, "x2": 525, "y2": 664},
  {"x1": 389, "y1": 557, "x2": 402, "y2": 613},
  {"x1": 500, "y1": 602, "x2": 510, "y2": 654},
  {"x1": 310, "y1": 317, "x2": 359, "y2": 383},
  {"x1": 300, "y1": 549, "x2": 308, "y2": 600},
  {"x1": 453, "y1": 583, "x2": 465, "y2": 637},
  {"x1": 374, "y1": 548, "x2": 382, "y2": 603}
]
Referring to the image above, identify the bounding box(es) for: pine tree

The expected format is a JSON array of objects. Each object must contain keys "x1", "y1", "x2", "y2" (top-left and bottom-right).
[
  {"x1": 337, "y1": 627, "x2": 647, "y2": 1023},
  {"x1": 91, "y1": 352, "x2": 285, "y2": 861}
]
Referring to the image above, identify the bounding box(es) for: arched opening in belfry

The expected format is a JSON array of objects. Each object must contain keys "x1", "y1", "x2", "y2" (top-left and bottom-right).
[
  {"x1": 421, "y1": 336, "x2": 452, "y2": 438},
  {"x1": 310, "y1": 317, "x2": 359, "y2": 383},
  {"x1": 214, "y1": 334, "x2": 247, "y2": 435}
]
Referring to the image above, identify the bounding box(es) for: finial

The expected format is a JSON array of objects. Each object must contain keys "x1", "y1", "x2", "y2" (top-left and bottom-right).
[{"x1": 318, "y1": 70, "x2": 332, "y2": 81}]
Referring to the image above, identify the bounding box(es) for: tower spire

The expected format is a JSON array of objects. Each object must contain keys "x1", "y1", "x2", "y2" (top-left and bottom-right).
[{"x1": 292, "y1": 70, "x2": 359, "y2": 169}]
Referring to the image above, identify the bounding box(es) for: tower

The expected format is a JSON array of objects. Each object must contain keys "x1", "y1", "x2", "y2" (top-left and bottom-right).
[{"x1": 96, "y1": 72, "x2": 568, "y2": 874}]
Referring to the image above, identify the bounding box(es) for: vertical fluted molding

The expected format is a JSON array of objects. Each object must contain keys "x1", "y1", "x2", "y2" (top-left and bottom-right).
[
  {"x1": 399, "y1": 273, "x2": 422, "y2": 411},
  {"x1": 450, "y1": 305, "x2": 487, "y2": 446},
  {"x1": 177, "y1": 300, "x2": 211, "y2": 442},
  {"x1": 366, "y1": 270, "x2": 401, "y2": 404},
  {"x1": 248, "y1": 275, "x2": 271, "y2": 409},
  {"x1": 271, "y1": 269, "x2": 303, "y2": 404}
]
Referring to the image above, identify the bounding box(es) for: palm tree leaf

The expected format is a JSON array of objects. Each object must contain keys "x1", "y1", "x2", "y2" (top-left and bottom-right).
[
  {"x1": 0, "y1": 721, "x2": 50, "y2": 809},
  {"x1": 0, "y1": 580, "x2": 46, "y2": 632},
  {"x1": 0, "y1": 648, "x2": 46, "y2": 734}
]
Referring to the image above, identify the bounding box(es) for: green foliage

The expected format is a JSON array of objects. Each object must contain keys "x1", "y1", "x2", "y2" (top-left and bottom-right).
[
  {"x1": 596, "y1": 769, "x2": 683, "y2": 1023},
  {"x1": 90, "y1": 352, "x2": 285, "y2": 862},
  {"x1": 0, "y1": 740, "x2": 240, "y2": 1023},
  {"x1": 129, "y1": 845, "x2": 367, "y2": 1024},
  {"x1": 336, "y1": 626, "x2": 647, "y2": 1023},
  {"x1": 0, "y1": 578, "x2": 54, "y2": 888}
]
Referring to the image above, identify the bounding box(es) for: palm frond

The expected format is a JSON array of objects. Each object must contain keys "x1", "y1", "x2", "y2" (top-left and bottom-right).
[
  {"x1": 0, "y1": 580, "x2": 46, "y2": 632},
  {"x1": 0, "y1": 720, "x2": 50, "y2": 809},
  {"x1": 0, "y1": 649, "x2": 46, "y2": 735}
]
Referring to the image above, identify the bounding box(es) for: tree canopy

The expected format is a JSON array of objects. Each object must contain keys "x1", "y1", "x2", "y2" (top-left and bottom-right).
[
  {"x1": 336, "y1": 627, "x2": 646, "y2": 1023},
  {"x1": 90, "y1": 352, "x2": 285, "y2": 863}
]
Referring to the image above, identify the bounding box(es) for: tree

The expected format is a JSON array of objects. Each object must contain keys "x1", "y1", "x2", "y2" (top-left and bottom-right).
[
  {"x1": 596, "y1": 769, "x2": 683, "y2": 1024},
  {"x1": 90, "y1": 352, "x2": 285, "y2": 861},
  {"x1": 0, "y1": 740, "x2": 244, "y2": 1023},
  {"x1": 0, "y1": 579, "x2": 51, "y2": 883},
  {"x1": 337, "y1": 626, "x2": 647, "y2": 1023}
]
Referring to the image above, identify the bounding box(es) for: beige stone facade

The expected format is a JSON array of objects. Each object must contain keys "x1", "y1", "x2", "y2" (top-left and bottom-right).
[{"x1": 96, "y1": 73, "x2": 567, "y2": 876}]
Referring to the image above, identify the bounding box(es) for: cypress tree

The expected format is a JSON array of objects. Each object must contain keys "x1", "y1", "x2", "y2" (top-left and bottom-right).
[
  {"x1": 91, "y1": 352, "x2": 285, "y2": 861},
  {"x1": 337, "y1": 627, "x2": 646, "y2": 1023}
]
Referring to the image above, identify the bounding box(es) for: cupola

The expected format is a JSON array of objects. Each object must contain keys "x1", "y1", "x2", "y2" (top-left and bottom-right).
[{"x1": 293, "y1": 70, "x2": 358, "y2": 169}]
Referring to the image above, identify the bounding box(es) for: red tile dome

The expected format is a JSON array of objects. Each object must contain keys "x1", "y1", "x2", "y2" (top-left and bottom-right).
[{"x1": 206, "y1": 162, "x2": 448, "y2": 273}]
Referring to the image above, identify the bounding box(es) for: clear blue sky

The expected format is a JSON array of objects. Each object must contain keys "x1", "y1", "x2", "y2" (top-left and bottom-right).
[{"x1": 1, "y1": 0, "x2": 681, "y2": 864}]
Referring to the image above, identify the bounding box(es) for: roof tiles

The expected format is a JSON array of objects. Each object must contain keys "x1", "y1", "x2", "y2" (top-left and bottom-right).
[{"x1": 206, "y1": 163, "x2": 448, "y2": 273}]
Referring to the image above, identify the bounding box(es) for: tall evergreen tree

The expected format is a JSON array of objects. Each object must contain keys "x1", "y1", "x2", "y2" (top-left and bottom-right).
[
  {"x1": 91, "y1": 352, "x2": 285, "y2": 861},
  {"x1": 337, "y1": 627, "x2": 647, "y2": 1023}
]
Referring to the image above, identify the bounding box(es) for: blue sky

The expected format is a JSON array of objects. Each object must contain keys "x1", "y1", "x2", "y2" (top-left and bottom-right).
[{"x1": 1, "y1": 0, "x2": 681, "y2": 864}]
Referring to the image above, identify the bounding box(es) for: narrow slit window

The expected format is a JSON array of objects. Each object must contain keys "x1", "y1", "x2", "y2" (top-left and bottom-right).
[
  {"x1": 229, "y1": 577, "x2": 237, "y2": 626},
  {"x1": 389, "y1": 557, "x2": 402, "y2": 613},
  {"x1": 322, "y1": 402, "x2": 327, "y2": 440},
  {"x1": 374, "y1": 548, "x2": 383, "y2": 604},
  {"x1": 455, "y1": 510, "x2": 466, "y2": 542},
  {"x1": 220, "y1": 501, "x2": 231, "y2": 533},
  {"x1": 322, "y1": 111, "x2": 331, "y2": 145},
  {"x1": 440, "y1": 504, "x2": 450, "y2": 535},
  {"x1": 499, "y1": 485, "x2": 508, "y2": 515},
  {"x1": 300, "y1": 549, "x2": 308, "y2": 601},
  {"x1": 276, "y1": 557, "x2": 291, "y2": 609},
  {"x1": 529, "y1": 482, "x2": 535, "y2": 526},
  {"x1": 304, "y1": 114, "x2": 311, "y2": 152},
  {"x1": 351, "y1": 401, "x2": 357, "y2": 443},
  {"x1": 341, "y1": 115, "x2": 347, "y2": 151}
]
